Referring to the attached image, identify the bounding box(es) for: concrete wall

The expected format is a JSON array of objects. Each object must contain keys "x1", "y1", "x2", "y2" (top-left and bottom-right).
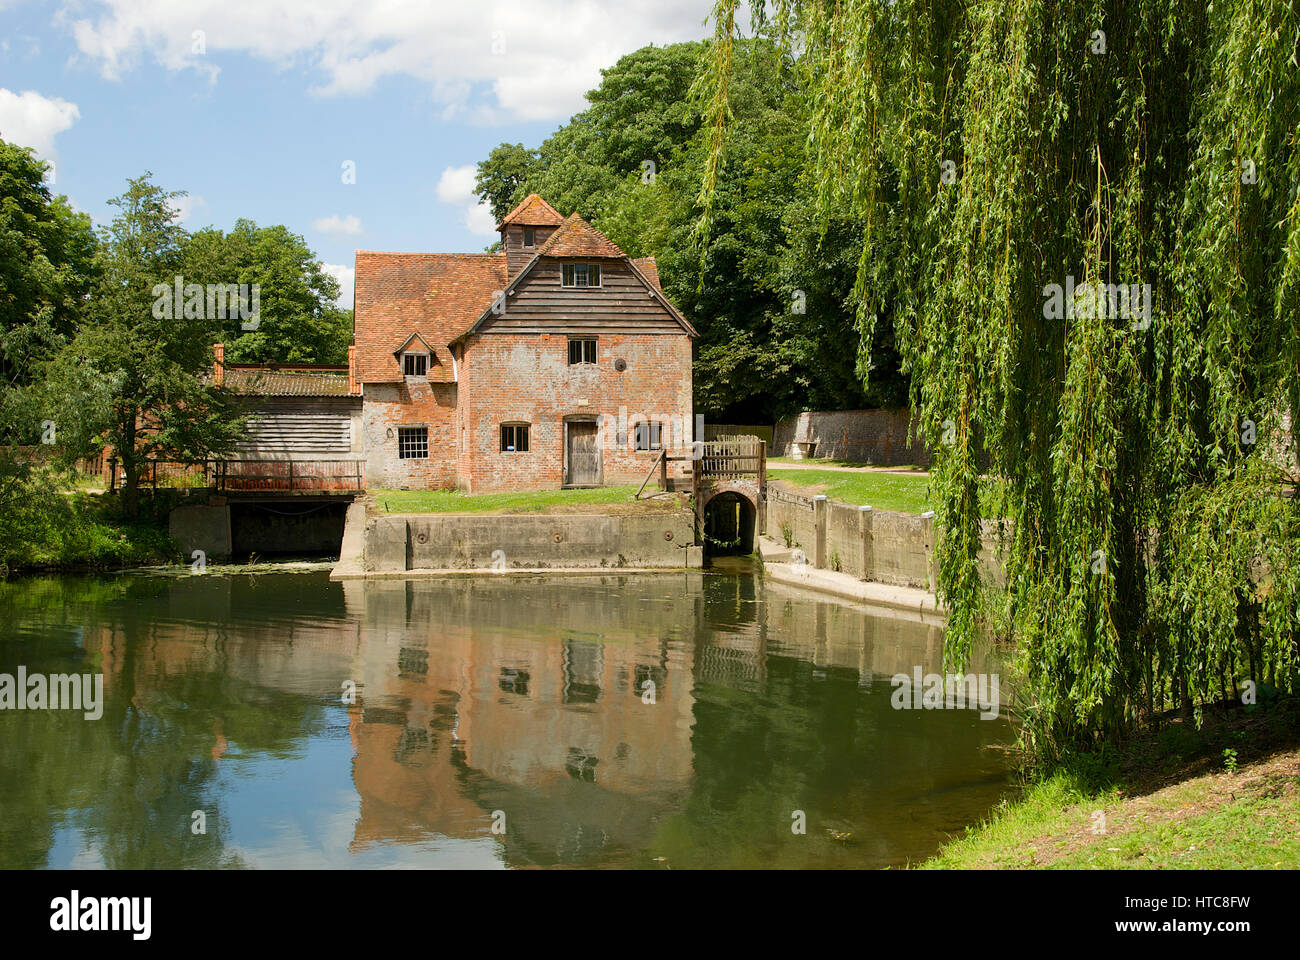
[
  {"x1": 764, "y1": 482, "x2": 1005, "y2": 591},
  {"x1": 230, "y1": 502, "x2": 348, "y2": 556},
  {"x1": 766, "y1": 486, "x2": 820, "y2": 559},
  {"x1": 772, "y1": 409, "x2": 932, "y2": 466},
  {"x1": 361, "y1": 510, "x2": 700, "y2": 572},
  {"x1": 169, "y1": 504, "x2": 232, "y2": 561}
]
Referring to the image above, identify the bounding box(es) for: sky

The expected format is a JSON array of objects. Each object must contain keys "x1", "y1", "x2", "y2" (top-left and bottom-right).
[{"x1": 0, "y1": 0, "x2": 721, "y2": 307}]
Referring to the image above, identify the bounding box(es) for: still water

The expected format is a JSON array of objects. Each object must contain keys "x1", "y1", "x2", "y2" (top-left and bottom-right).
[{"x1": 0, "y1": 567, "x2": 1014, "y2": 869}]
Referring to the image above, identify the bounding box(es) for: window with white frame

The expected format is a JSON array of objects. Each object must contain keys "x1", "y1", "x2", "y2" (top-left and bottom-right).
[
  {"x1": 398, "y1": 426, "x2": 428, "y2": 459},
  {"x1": 568, "y1": 338, "x2": 596, "y2": 365}
]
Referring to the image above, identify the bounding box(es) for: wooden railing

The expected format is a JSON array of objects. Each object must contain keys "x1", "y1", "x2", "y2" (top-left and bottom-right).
[
  {"x1": 695, "y1": 436, "x2": 766, "y2": 481},
  {"x1": 108, "y1": 458, "x2": 364, "y2": 494}
]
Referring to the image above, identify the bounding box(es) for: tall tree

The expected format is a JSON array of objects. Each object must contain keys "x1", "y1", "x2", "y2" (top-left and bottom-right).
[
  {"x1": 475, "y1": 39, "x2": 905, "y2": 422},
  {"x1": 51, "y1": 174, "x2": 245, "y2": 516},
  {"x1": 698, "y1": 0, "x2": 1300, "y2": 756},
  {"x1": 0, "y1": 138, "x2": 98, "y2": 391},
  {"x1": 181, "y1": 219, "x2": 352, "y2": 364}
]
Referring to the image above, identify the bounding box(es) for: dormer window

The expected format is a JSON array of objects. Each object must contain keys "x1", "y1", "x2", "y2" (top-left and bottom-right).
[
  {"x1": 403, "y1": 352, "x2": 428, "y2": 378},
  {"x1": 523, "y1": 227, "x2": 535, "y2": 247},
  {"x1": 562, "y1": 263, "x2": 601, "y2": 288}
]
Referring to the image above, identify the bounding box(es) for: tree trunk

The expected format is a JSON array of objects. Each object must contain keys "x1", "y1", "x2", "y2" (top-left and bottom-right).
[{"x1": 119, "y1": 413, "x2": 139, "y2": 519}]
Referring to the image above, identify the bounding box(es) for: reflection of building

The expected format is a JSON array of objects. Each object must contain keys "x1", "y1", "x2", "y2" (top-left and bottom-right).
[
  {"x1": 344, "y1": 577, "x2": 698, "y2": 863},
  {"x1": 63, "y1": 571, "x2": 1006, "y2": 868}
]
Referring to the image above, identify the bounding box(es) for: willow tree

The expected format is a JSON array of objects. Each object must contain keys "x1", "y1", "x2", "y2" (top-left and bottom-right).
[{"x1": 698, "y1": 0, "x2": 1300, "y2": 757}]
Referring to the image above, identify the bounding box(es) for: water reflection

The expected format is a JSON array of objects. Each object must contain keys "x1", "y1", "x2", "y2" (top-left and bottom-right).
[{"x1": 0, "y1": 570, "x2": 1012, "y2": 869}]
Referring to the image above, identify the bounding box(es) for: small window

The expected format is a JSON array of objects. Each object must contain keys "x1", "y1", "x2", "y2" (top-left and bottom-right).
[
  {"x1": 403, "y1": 353, "x2": 428, "y2": 377},
  {"x1": 523, "y1": 227, "x2": 535, "y2": 247},
  {"x1": 501, "y1": 423, "x2": 530, "y2": 452},
  {"x1": 562, "y1": 263, "x2": 601, "y2": 288},
  {"x1": 568, "y1": 338, "x2": 596, "y2": 365},
  {"x1": 398, "y1": 426, "x2": 429, "y2": 459},
  {"x1": 633, "y1": 421, "x2": 663, "y2": 451}
]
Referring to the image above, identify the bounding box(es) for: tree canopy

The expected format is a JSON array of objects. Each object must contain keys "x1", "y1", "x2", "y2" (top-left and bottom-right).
[
  {"x1": 475, "y1": 39, "x2": 907, "y2": 422},
  {"x1": 698, "y1": 0, "x2": 1300, "y2": 756}
]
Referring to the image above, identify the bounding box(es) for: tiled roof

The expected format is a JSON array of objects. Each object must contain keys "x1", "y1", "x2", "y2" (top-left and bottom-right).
[
  {"x1": 496, "y1": 193, "x2": 565, "y2": 229},
  {"x1": 633, "y1": 256, "x2": 661, "y2": 290},
  {"x1": 223, "y1": 367, "x2": 356, "y2": 397},
  {"x1": 353, "y1": 251, "x2": 506, "y2": 383},
  {"x1": 535, "y1": 213, "x2": 625, "y2": 259}
]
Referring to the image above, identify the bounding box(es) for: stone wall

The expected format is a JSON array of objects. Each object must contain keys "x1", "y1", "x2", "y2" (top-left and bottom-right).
[{"x1": 772, "y1": 409, "x2": 931, "y2": 466}]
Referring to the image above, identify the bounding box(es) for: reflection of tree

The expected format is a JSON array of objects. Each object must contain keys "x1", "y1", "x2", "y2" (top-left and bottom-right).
[
  {"x1": 0, "y1": 574, "x2": 333, "y2": 868},
  {"x1": 651, "y1": 655, "x2": 1009, "y2": 869}
]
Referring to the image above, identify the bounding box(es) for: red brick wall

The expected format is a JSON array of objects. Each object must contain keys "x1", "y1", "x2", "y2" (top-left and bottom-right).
[
  {"x1": 458, "y1": 332, "x2": 693, "y2": 493},
  {"x1": 361, "y1": 381, "x2": 458, "y2": 489}
]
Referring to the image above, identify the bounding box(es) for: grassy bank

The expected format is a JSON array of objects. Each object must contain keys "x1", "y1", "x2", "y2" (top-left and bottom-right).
[
  {"x1": 0, "y1": 490, "x2": 178, "y2": 574},
  {"x1": 769, "y1": 469, "x2": 933, "y2": 514},
  {"x1": 922, "y1": 698, "x2": 1300, "y2": 869},
  {"x1": 371, "y1": 485, "x2": 684, "y2": 515}
]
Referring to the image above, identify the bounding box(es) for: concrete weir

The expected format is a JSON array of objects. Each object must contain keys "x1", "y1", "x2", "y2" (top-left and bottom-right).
[{"x1": 332, "y1": 508, "x2": 703, "y2": 579}]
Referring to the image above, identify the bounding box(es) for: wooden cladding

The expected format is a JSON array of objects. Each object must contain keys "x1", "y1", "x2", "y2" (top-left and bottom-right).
[
  {"x1": 234, "y1": 399, "x2": 355, "y2": 454},
  {"x1": 482, "y1": 259, "x2": 682, "y2": 335}
]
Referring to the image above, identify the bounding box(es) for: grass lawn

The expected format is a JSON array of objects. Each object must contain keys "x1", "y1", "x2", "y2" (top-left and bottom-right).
[
  {"x1": 769, "y1": 469, "x2": 933, "y2": 514},
  {"x1": 922, "y1": 699, "x2": 1300, "y2": 869},
  {"x1": 371, "y1": 485, "x2": 661, "y2": 514}
]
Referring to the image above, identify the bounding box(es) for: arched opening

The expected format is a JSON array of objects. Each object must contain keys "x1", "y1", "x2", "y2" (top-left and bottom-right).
[{"x1": 702, "y1": 491, "x2": 757, "y2": 557}]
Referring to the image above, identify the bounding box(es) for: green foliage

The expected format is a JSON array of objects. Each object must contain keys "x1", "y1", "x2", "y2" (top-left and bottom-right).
[
  {"x1": 0, "y1": 467, "x2": 176, "y2": 571},
  {"x1": 700, "y1": 1, "x2": 1300, "y2": 757},
  {"x1": 181, "y1": 219, "x2": 351, "y2": 364},
  {"x1": 0, "y1": 139, "x2": 98, "y2": 388},
  {"x1": 474, "y1": 40, "x2": 906, "y2": 421},
  {"x1": 45, "y1": 174, "x2": 247, "y2": 516}
]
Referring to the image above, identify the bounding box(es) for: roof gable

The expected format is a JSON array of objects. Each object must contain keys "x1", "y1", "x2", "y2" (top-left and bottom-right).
[
  {"x1": 394, "y1": 332, "x2": 433, "y2": 355},
  {"x1": 535, "y1": 213, "x2": 625, "y2": 259},
  {"x1": 497, "y1": 193, "x2": 565, "y2": 229}
]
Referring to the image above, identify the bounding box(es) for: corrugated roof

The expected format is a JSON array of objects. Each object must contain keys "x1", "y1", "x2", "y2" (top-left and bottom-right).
[{"x1": 223, "y1": 367, "x2": 356, "y2": 397}]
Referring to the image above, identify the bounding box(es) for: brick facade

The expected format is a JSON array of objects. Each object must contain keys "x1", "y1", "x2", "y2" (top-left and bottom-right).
[{"x1": 353, "y1": 195, "x2": 696, "y2": 492}]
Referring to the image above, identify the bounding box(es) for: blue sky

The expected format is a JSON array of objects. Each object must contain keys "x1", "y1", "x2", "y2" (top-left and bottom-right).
[{"x1": 0, "y1": 0, "x2": 720, "y2": 305}]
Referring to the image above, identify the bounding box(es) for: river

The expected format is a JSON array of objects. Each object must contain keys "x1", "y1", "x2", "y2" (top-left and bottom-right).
[{"x1": 0, "y1": 565, "x2": 1014, "y2": 869}]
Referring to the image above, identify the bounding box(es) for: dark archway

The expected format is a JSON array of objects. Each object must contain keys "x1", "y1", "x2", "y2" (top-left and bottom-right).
[{"x1": 701, "y1": 491, "x2": 757, "y2": 557}]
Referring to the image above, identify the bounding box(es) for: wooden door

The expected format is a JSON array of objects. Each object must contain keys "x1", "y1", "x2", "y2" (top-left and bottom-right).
[{"x1": 566, "y1": 421, "x2": 601, "y2": 486}]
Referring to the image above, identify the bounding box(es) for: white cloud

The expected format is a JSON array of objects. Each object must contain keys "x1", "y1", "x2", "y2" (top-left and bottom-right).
[
  {"x1": 313, "y1": 214, "x2": 363, "y2": 236},
  {"x1": 321, "y1": 263, "x2": 355, "y2": 309},
  {"x1": 170, "y1": 194, "x2": 209, "y2": 225},
  {"x1": 56, "y1": 0, "x2": 720, "y2": 122},
  {"x1": 436, "y1": 164, "x2": 497, "y2": 236},
  {"x1": 0, "y1": 88, "x2": 80, "y2": 160}
]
